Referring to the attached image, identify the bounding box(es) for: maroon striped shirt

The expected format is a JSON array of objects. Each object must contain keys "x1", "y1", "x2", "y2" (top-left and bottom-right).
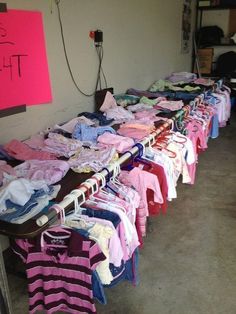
[{"x1": 12, "y1": 228, "x2": 106, "y2": 314}]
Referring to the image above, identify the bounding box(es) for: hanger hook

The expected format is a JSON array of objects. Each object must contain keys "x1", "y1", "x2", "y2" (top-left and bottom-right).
[
  {"x1": 101, "y1": 167, "x2": 111, "y2": 184},
  {"x1": 112, "y1": 161, "x2": 121, "y2": 179},
  {"x1": 86, "y1": 178, "x2": 99, "y2": 194},
  {"x1": 64, "y1": 189, "x2": 86, "y2": 214},
  {"x1": 49, "y1": 204, "x2": 66, "y2": 224},
  {"x1": 133, "y1": 142, "x2": 144, "y2": 158},
  {"x1": 147, "y1": 133, "x2": 155, "y2": 147},
  {"x1": 93, "y1": 172, "x2": 106, "y2": 188}
]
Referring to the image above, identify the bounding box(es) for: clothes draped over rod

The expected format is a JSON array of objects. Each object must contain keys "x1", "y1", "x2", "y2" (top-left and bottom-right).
[{"x1": 1, "y1": 74, "x2": 232, "y2": 314}]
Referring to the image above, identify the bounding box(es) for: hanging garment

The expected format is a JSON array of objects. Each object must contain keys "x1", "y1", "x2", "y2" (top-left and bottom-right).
[
  {"x1": 12, "y1": 228, "x2": 106, "y2": 314},
  {"x1": 132, "y1": 160, "x2": 168, "y2": 215},
  {"x1": 84, "y1": 191, "x2": 140, "y2": 261},
  {"x1": 145, "y1": 147, "x2": 177, "y2": 201},
  {"x1": 119, "y1": 167, "x2": 163, "y2": 237},
  {"x1": 66, "y1": 216, "x2": 124, "y2": 269}
]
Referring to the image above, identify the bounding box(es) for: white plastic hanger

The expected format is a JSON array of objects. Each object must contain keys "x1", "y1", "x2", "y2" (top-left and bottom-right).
[
  {"x1": 107, "y1": 161, "x2": 123, "y2": 188},
  {"x1": 93, "y1": 172, "x2": 106, "y2": 189},
  {"x1": 64, "y1": 190, "x2": 97, "y2": 241},
  {"x1": 88, "y1": 188, "x2": 127, "y2": 213},
  {"x1": 41, "y1": 203, "x2": 72, "y2": 248},
  {"x1": 64, "y1": 189, "x2": 89, "y2": 224}
]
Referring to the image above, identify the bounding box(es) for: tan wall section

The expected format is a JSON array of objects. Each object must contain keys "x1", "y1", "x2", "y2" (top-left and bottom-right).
[{"x1": 0, "y1": 0, "x2": 195, "y2": 144}]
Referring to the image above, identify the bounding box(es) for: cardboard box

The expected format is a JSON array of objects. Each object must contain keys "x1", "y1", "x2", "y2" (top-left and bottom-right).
[
  {"x1": 194, "y1": 48, "x2": 214, "y2": 74},
  {"x1": 229, "y1": 9, "x2": 236, "y2": 37},
  {"x1": 198, "y1": 1, "x2": 211, "y2": 7},
  {"x1": 211, "y1": 0, "x2": 220, "y2": 6}
]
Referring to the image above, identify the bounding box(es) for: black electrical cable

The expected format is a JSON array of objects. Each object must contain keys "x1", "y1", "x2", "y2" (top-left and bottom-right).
[
  {"x1": 97, "y1": 45, "x2": 108, "y2": 89},
  {"x1": 97, "y1": 45, "x2": 103, "y2": 90},
  {"x1": 95, "y1": 44, "x2": 108, "y2": 90},
  {"x1": 95, "y1": 45, "x2": 102, "y2": 90},
  {"x1": 55, "y1": 0, "x2": 102, "y2": 97},
  {"x1": 95, "y1": 45, "x2": 103, "y2": 91}
]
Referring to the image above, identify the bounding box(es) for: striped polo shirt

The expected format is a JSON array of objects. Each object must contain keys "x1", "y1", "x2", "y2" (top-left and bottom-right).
[{"x1": 12, "y1": 228, "x2": 106, "y2": 314}]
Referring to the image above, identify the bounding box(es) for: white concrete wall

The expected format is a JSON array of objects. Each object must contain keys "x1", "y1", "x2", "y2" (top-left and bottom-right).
[{"x1": 0, "y1": 0, "x2": 195, "y2": 144}]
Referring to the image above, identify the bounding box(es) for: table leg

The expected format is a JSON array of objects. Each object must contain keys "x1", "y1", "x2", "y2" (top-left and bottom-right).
[{"x1": 0, "y1": 242, "x2": 13, "y2": 314}]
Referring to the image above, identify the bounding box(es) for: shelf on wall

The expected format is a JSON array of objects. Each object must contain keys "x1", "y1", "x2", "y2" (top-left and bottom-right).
[
  {"x1": 200, "y1": 43, "x2": 236, "y2": 47},
  {"x1": 198, "y1": 5, "x2": 236, "y2": 10}
]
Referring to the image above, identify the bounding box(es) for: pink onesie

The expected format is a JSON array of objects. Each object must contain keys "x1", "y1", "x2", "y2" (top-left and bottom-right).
[
  {"x1": 119, "y1": 167, "x2": 163, "y2": 237},
  {"x1": 4, "y1": 139, "x2": 56, "y2": 161},
  {"x1": 97, "y1": 132, "x2": 135, "y2": 153}
]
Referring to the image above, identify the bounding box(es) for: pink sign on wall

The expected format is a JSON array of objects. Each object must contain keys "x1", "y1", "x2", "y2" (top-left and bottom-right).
[{"x1": 0, "y1": 9, "x2": 52, "y2": 110}]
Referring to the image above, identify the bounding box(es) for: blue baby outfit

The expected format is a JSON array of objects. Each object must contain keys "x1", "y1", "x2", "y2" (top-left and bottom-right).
[
  {"x1": 72, "y1": 123, "x2": 116, "y2": 143},
  {"x1": 77, "y1": 112, "x2": 114, "y2": 126}
]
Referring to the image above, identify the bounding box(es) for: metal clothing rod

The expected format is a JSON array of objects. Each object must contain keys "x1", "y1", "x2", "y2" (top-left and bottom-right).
[{"x1": 36, "y1": 104, "x2": 192, "y2": 227}]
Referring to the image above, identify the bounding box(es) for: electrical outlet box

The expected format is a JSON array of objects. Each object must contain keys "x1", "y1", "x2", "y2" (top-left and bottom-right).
[{"x1": 94, "y1": 30, "x2": 103, "y2": 44}]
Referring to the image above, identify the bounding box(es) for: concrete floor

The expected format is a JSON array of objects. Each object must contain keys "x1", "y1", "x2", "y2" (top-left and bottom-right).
[{"x1": 6, "y1": 108, "x2": 236, "y2": 314}]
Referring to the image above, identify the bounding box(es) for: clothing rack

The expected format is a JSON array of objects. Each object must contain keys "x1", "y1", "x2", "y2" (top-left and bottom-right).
[
  {"x1": 0, "y1": 77, "x2": 227, "y2": 314},
  {"x1": 36, "y1": 97, "x2": 202, "y2": 227}
]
